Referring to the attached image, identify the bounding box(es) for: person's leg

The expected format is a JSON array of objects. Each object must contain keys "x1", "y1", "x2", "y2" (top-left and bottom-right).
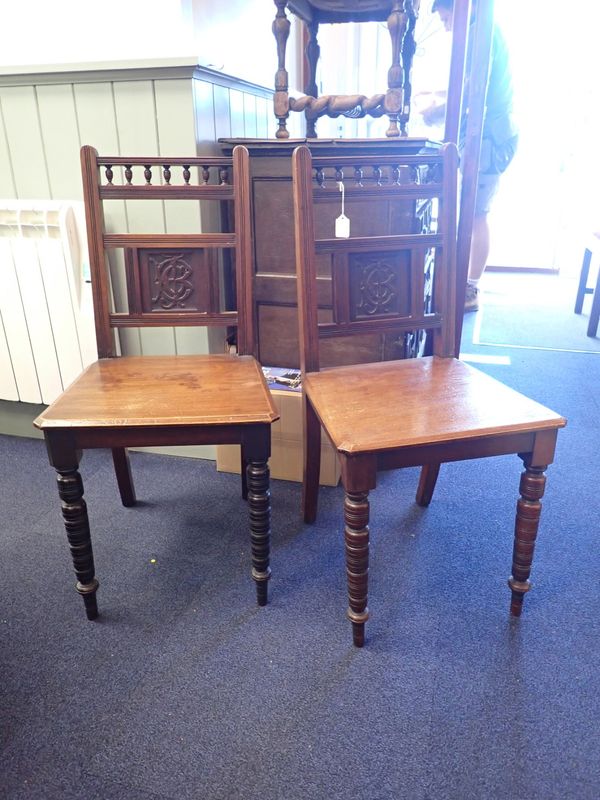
[
  {"x1": 469, "y1": 212, "x2": 490, "y2": 283},
  {"x1": 464, "y1": 174, "x2": 498, "y2": 312}
]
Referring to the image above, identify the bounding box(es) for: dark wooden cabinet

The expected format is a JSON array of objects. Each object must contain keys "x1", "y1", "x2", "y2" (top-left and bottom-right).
[{"x1": 220, "y1": 137, "x2": 440, "y2": 368}]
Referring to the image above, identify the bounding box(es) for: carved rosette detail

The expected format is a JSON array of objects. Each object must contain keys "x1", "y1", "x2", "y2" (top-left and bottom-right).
[
  {"x1": 357, "y1": 260, "x2": 398, "y2": 316},
  {"x1": 247, "y1": 461, "x2": 271, "y2": 606},
  {"x1": 344, "y1": 490, "x2": 370, "y2": 647},
  {"x1": 150, "y1": 253, "x2": 194, "y2": 310},
  {"x1": 56, "y1": 468, "x2": 99, "y2": 619}
]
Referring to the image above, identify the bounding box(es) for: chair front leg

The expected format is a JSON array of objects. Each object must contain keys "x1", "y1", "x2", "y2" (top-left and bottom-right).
[
  {"x1": 508, "y1": 456, "x2": 547, "y2": 616},
  {"x1": 247, "y1": 459, "x2": 271, "y2": 606},
  {"x1": 344, "y1": 490, "x2": 370, "y2": 647},
  {"x1": 55, "y1": 464, "x2": 99, "y2": 620}
]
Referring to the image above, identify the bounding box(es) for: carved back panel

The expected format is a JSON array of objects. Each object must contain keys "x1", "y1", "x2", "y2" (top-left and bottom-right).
[
  {"x1": 80, "y1": 145, "x2": 253, "y2": 359},
  {"x1": 292, "y1": 143, "x2": 458, "y2": 374}
]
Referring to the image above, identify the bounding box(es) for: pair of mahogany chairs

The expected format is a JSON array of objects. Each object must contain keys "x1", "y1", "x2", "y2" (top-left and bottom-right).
[{"x1": 36, "y1": 142, "x2": 565, "y2": 647}]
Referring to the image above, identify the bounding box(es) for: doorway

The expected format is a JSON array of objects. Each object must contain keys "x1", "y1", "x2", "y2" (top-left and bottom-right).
[{"x1": 489, "y1": 0, "x2": 600, "y2": 277}]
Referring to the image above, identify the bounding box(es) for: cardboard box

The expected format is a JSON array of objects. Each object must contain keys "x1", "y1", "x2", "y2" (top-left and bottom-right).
[{"x1": 216, "y1": 387, "x2": 340, "y2": 486}]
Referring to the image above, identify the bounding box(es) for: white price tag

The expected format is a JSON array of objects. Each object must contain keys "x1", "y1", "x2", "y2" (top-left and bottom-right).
[
  {"x1": 335, "y1": 181, "x2": 350, "y2": 238},
  {"x1": 335, "y1": 214, "x2": 350, "y2": 238}
]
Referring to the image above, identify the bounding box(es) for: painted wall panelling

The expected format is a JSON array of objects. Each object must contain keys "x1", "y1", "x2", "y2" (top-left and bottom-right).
[
  {"x1": 36, "y1": 84, "x2": 82, "y2": 199},
  {"x1": 0, "y1": 86, "x2": 51, "y2": 198},
  {"x1": 0, "y1": 101, "x2": 17, "y2": 198}
]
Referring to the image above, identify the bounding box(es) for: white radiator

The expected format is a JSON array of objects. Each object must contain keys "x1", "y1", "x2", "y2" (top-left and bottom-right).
[{"x1": 0, "y1": 202, "x2": 97, "y2": 405}]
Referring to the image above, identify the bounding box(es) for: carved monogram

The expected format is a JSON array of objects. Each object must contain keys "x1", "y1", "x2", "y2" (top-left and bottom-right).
[
  {"x1": 358, "y1": 262, "x2": 396, "y2": 315},
  {"x1": 150, "y1": 253, "x2": 194, "y2": 310},
  {"x1": 349, "y1": 252, "x2": 411, "y2": 320}
]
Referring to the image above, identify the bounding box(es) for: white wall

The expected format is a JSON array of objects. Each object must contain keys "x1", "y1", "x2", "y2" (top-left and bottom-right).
[
  {"x1": 194, "y1": 0, "x2": 300, "y2": 91},
  {"x1": 0, "y1": 0, "x2": 300, "y2": 94},
  {"x1": 1, "y1": 0, "x2": 195, "y2": 66}
]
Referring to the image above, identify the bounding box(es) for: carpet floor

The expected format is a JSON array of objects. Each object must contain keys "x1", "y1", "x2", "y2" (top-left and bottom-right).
[{"x1": 1, "y1": 282, "x2": 599, "y2": 799}]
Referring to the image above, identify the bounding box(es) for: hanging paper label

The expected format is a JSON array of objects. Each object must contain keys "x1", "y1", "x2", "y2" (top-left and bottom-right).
[
  {"x1": 335, "y1": 181, "x2": 350, "y2": 238},
  {"x1": 335, "y1": 214, "x2": 350, "y2": 238}
]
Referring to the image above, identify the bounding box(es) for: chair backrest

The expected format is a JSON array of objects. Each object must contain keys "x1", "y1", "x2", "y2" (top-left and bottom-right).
[
  {"x1": 292, "y1": 142, "x2": 458, "y2": 374},
  {"x1": 80, "y1": 144, "x2": 254, "y2": 359}
]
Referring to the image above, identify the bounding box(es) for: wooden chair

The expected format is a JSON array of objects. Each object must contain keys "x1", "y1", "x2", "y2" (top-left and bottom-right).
[
  {"x1": 574, "y1": 233, "x2": 600, "y2": 337},
  {"x1": 272, "y1": 0, "x2": 420, "y2": 139},
  {"x1": 34, "y1": 145, "x2": 278, "y2": 621},
  {"x1": 292, "y1": 143, "x2": 566, "y2": 647}
]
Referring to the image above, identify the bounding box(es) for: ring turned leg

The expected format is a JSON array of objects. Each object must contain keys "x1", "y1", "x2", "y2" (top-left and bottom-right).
[
  {"x1": 247, "y1": 460, "x2": 271, "y2": 606},
  {"x1": 344, "y1": 490, "x2": 370, "y2": 647},
  {"x1": 508, "y1": 459, "x2": 547, "y2": 616},
  {"x1": 56, "y1": 467, "x2": 99, "y2": 620},
  {"x1": 273, "y1": 0, "x2": 291, "y2": 139}
]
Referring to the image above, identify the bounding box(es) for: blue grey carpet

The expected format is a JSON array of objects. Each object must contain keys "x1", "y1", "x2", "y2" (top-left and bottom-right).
[
  {"x1": 1, "y1": 324, "x2": 599, "y2": 798},
  {"x1": 473, "y1": 272, "x2": 600, "y2": 353}
]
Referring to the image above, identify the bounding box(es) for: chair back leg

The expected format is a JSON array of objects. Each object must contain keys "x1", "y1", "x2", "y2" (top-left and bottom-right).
[
  {"x1": 587, "y1": 266, "x2": 600, "y2": 337},
  {"x1": 574, "y1": 247, "x2": 592, "y2": 314},
  {"x1": 111, "y1": 447, "x2": 136, "y2": 507}
]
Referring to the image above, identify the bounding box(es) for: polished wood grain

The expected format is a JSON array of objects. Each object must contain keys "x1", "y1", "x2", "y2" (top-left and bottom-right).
[
  {"x1": 35, "y1": 145, "x2": 278, "y2": 620},
  {"x1": 304, "y1": 357, "x2": 565, "y2": 454},
  {"x1": 292, "y1": 143, "x2": 566, "y2": 647},
  {"x1": 35, "y1": 356, "x2": 277, "y2": 429}
]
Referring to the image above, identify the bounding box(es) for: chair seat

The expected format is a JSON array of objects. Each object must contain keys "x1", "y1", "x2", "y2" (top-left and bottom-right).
[
  {"x1": 305, "y1": 356, "x2": 566, "y2": 454},
  {"x1": 35, "y1": 355, "x2": 278, "y2": 430},
  {"x1": 288, "y1": 1, "x2": 391, "y2": 23}
]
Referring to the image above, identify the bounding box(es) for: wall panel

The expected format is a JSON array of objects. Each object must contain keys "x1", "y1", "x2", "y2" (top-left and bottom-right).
[
  {"x1": 0, "y1": 100, "x2": 17, "y2": 199},
  {"x1": 37, "y1": 84, "x2": 81, "y2": 199},
  {"x1": 0, "y1": 86, "x2": 50, "y2": 198}
]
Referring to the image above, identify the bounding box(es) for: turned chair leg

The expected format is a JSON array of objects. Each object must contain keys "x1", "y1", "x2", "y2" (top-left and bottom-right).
[
  {"x1": 55, "y1": 466, "x2": 99, "y2": 620},
  {"x1": 304, "y1": 20, "x2": 320, "y2": 139},
  {"x1": 344, "y1": 490, "x2": 370, "y2": 647},
  {"x1": 247, "y1": 460, "x2": 272, "y2": 606},
  {"x1": 303, "y1": 396, "x2": 321, "y2": 523},
  {"x1": 273, "y1": 0, "x2": 291, "y2": 139},
  {"x1": 112, "y1": 447, "x2": 136, "y2": 507},
  {"x1": 415, "y1": 463, "x2": 441, "y2": 507},
  {"x1": 508, "y1": 457, "x2": 547, "y2": 616}
]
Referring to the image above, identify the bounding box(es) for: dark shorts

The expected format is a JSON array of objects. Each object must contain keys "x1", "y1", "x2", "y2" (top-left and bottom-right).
[{"x1": 475, "y1": 132, "x2": 518, "y2": 215}]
